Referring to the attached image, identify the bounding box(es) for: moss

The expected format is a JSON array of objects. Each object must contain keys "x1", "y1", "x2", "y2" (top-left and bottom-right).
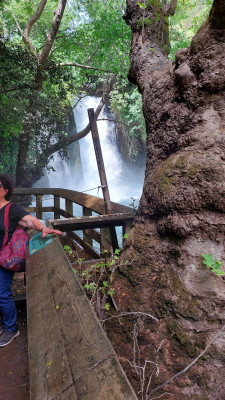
[
  {"x1": 189, "y1": 371, "x2": 210, "y2": 389},
  {"x1": 153, "y1": 154, "x2": 203, "y2": 194},
  {"x1": 167, "y1": 319, "x2": 198, "y2": 357},
  {"x1": 156, "y1": 269, "x2": 201, "y2": 319}
]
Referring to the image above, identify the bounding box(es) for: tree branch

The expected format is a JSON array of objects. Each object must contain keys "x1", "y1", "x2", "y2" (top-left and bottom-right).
[
  {"x1": 12, "y1": 12, "x2": 23, "y2": 35},
  {"x1": 22, "y1": 0, "x2": 47, "y2": 56},
  {"x1": 59, "y1": 61, "x2": 113, "y2": 73},
  {"x1": 149, "y1": 324, "x2": 225, "y2": 397},
  {"x1": 0, "y1": 85, "x2": 30, "y2": 94},
  {"x1": 209, "y1": 0, "x2": 225, "y2": 29},
  {"x1": 164, "y1": 0, "x2": 178, "y2": 16},
  {"x1": 41, "y1": 73, "x2": 117, "y2": 158},
  {"x1": 38, "y1": 0, "x2": 67, "y2": 66}
]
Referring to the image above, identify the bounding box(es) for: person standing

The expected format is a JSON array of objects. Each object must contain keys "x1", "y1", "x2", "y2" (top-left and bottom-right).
[{"x1": 0, "y1": 173, "x2": 62, "y2": 347}]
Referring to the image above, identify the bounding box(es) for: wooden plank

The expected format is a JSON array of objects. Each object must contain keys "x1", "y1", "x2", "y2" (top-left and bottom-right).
[
  {"x1": 109, "y1": 226, "x2": 119, "y2": 252},
  {"x1": 88, "y1": 108, "x2": 111, "y2": 214},
  {"x1": 58, "y1": 208, "x2": 74, "y2": 218},
  {"x1": 74, "y1": 356, "x2": 137, "y2": 400},
  {"x1": 66, "y1": 199, "x2": 73, "y2": 216},
  {"x1": 24, "y1": 206, "x2": 55, "y2": 213},
  {"x1": 83, "y1": 207, "x2": 93, "y2": 247},
  {"x1": 84, "y1": 229, "x2": 112, "y2": 252},
  {"x1": 14, "y1": 188, "x2": 135, "y2": 216},
  {"x1": 49, "y1": 213, "x2": 134, "y2": 232},
  {"x1": 26, "y1": 245, "x2": 75, "y2": 400},
  {"x1": 54, "y1": 195, "x2": 60, "y2": 219},
  {"x1": 67, "y1": 231, "x2": 100, "y2": 259},
  {"x1": 36, "y1": 195, "x2": 42, "y2": 219},
  {"x1": 26, "y1": 236, "x2": 138, "y2": 400}
]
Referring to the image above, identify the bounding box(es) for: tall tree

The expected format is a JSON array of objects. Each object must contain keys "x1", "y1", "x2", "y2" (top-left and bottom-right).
[{"x1": 111, "y1": 0, "x2": 225, "y2": 399}]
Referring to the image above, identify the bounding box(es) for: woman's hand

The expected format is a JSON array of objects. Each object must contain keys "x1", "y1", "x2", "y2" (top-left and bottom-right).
[
  {"x1": 19, "y1": 215, "x2": 62, "y2": 236},
  {"x1": 41, "y1": 226, "x2": 62, "y2": 238}
]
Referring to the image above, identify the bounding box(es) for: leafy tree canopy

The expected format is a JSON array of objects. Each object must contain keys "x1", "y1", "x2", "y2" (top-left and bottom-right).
[{"x1": 0, "y1": 0, "x2": 213, "y2": 182}]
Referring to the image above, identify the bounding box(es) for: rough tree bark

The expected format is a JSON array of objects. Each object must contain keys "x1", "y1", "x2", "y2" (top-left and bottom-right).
[{"x1": 110, "y1": 1, "x2": 225, "y2": 399}]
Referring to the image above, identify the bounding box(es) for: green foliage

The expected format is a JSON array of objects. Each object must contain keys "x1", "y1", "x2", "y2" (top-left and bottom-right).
[
  {"x1": 169, "y1": 0, "x2": 213, "y2": 59},
  {"x1": 64, "y1": 245, "x2": 73, "y2": 256},
  {"x1": 202, "y1": 253, "x2": 225, "y2": 276},
  {"x1": 65, "y1": 245, "x2": 124, "y2": 318},
  {"x1": 0, "y1": 0, "x2": 215, "y2": 181}
]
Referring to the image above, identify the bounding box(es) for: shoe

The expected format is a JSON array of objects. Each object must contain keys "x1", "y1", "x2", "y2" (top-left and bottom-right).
[
  {"x1": 0, "y1": 324, "x2": 4, "y2": 334},
  {"x1": 0, "y1": 330, "x2": 20, "y2": 347}
]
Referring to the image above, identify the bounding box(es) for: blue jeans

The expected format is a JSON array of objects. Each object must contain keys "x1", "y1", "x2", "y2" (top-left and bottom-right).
[{"x1": 0, "y1": 267, "x2": 17, "y2": 332}]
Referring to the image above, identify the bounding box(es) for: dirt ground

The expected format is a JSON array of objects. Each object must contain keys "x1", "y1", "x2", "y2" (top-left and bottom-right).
[{"x1": 0, "y1": 280, "x2": 29, "y2": 400}]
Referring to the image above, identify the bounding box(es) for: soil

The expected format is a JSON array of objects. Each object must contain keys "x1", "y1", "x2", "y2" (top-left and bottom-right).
[{"x1": 0, "y1": 296, "x2": 29, "y2": 399}]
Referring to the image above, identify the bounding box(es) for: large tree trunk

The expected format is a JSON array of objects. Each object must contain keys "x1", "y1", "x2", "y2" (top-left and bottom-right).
[{"x1": 110, "y1": 1, "x2": 225, "y2": 399}]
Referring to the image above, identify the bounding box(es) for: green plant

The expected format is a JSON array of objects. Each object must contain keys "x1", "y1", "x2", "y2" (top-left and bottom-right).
[
  {"x1": 64, "y1": 245, "x2": 73, "y2": 256},
  {"x1": 129, "y1": 197, "x2": 138, "y2": 210},
  {"x1": 202, "y1": 253, "x2": 225, "y2": 276}
]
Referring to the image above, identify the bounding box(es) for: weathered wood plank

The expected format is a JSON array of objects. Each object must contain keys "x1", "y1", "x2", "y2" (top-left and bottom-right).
[
  {"x1": 84, "y1": 229, "x2": 112, "y2": 252},
  {"x1": 23, "y1": 206, "x2": 55, "y2": 213},
  {"x1": 49, "y1": 213, "x2": 134, "y2": 232},
  {"x1": 88, "y1": 108, "x2": 112, "y2": 214},
  {"x1": 14, "y1": 188, "x2": 135, "y2": 216},
  {"x1": 54, "y1": 196, "x2": 60, "y2": 219},
  {"x1": 83, "y1": 207, "x2": 93, "y2": 247},
  {"x1": 67, "y1": 231, "x2": 101, "y2": 259},
  {"x1": 26, "y1": 245, "x2": 75, "y2": 400},
  {"x1": 36, "y1": 195, "x2": 42, "y2": 219},
  {"x1": 26, "y1": 236, "x2": 138, "y2": 400}
]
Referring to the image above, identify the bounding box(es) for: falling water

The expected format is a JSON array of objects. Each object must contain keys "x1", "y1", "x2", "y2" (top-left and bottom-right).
[
  {"x1": 74, "y1": 96, "x2": 145, "y2": 205},
  {"x1": 36, "y1": 96, "x2": 145, "y2": 207}
]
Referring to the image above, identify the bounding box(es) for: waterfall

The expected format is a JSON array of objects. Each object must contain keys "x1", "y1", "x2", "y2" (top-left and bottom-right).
[
  {"x1": 74, "y1": 96, "x2": 145, "y2": 205},
  {"x1": 36, "y1": 96, "x2": 145, "y2": 207}
]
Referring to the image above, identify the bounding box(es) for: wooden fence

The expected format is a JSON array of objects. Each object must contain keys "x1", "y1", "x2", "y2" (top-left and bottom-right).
[{"x1": 13, "y1": 188, "x2": 135, "y2": 256}]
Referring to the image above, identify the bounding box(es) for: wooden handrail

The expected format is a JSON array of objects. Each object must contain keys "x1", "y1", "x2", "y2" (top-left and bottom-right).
[
  {"x1": 13, "y1": 188, "x2": 135, "y2": 216},
  {"x1": 13, "y1": 188, "x2": 136, "y2": 254}
]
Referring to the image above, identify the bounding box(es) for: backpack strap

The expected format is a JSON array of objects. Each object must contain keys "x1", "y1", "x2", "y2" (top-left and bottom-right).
[{"x1": 2, "y1": 203, "x2": 12, "y2": 248}]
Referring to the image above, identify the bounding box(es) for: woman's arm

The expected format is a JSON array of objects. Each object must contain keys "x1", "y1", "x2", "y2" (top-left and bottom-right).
[{"x1": 19, "y1": 215, "x2": 62, "y2": 237}]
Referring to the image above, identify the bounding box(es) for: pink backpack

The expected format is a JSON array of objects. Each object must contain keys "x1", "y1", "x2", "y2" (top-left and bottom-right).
[{"x1": 0, "y1": 203, "x2": 30, "y2": 272}]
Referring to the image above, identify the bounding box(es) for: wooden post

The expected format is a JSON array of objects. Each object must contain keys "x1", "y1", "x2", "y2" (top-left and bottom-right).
[
  {"x1": 66, "y1": 198, "x2": 73, "y2": 217},
  {"x1": 83, "y1": 206, "x2": 93, "y2": 247},
  {"x1": 36, "y1": 195, "x2": 42, "y2": 219},
  {"x1": 88, "y1": 108, "x2": 119, "y2": 251},
  {"x1": 88, "y1": 108, "x2": 111, "y2": 214},
  {"x1": 54, "y1": 195, "x2": 60, "y2": 219}
]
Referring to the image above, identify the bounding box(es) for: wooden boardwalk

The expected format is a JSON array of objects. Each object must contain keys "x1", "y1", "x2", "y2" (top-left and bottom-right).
[
  {"x1": 26, "y1": 233, "x2": 138, "y2": 400},
  {"x1": 12, "y1": 188, "x2": 137, "y2": 399}
]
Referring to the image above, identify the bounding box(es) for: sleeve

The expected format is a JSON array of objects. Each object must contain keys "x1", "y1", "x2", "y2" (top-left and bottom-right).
[{"x1": 9, "y1": 203, "x2": 29, "y2": 226}]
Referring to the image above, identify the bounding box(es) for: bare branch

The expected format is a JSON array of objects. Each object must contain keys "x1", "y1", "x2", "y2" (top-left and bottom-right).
[
  {"x1": 12, "y1": 12, "x2": 23, "y2": 35},
  {"x1": 59, "y1": 61, "x2": 113, "y2": 73},
  {"x1": 22, "y1": 0, "x2": 47, "y2": 56},
  {"x1": 85, "y1": 42, "x2": 102, "y2": 63},
  {"x1": 40, "y1": 74, "x2": 117, "y2": 158},
  {"x1": 149, "y1": 393, "x2": 171, "y2": 400},
  {"x1": 149, "y1": 324, "x2": 225, "y2": 397},
  {"x1": 38, "y1": 0, "x2": 67, "y2": 66},
  {"x1": 101, "y1": 311, "x2": 158, "y2": 323},
  {"x1": 164, "y1": 0, "x2": 178, "y2": 16},
  {"x1": 0, "y1": 85, "x2": 29, "y2": 94}
]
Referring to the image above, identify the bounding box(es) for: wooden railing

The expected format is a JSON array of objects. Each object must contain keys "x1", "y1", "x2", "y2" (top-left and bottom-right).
[
  {"x1": 26, "y1": 229, "x2": 138, "y2": 400},
  {"x1": 13, "y1": 188, "x2": 135, "y2": 256}
]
